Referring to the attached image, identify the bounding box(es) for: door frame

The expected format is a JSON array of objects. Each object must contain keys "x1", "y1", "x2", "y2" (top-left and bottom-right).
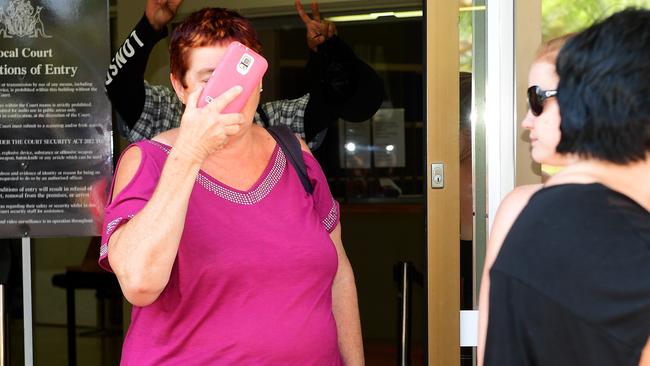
[
  {"x1": 425, "y1": 0, "x2": 540, "y2": 363},
  {"x1": 424, "y1": 1, "x2": 460, "y2": 364}
]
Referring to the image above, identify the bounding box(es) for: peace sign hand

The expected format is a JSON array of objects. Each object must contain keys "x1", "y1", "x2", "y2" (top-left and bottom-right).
[{"x1": 295, "y1": 0, "x2": 337, "y2": 52}]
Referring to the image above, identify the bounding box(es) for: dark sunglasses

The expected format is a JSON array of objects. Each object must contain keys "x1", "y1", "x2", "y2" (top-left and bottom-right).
[{"x1": 527, "y1": 86, "x2": 557, "y2": 116}]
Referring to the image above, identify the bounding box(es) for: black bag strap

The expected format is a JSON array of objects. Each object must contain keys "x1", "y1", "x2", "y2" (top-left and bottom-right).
[
  {"x1": 267, "y1": 125, "x2": 313, "y2": 194},
  {"x1": 256, "y1": 104, "x2": 270, "y2": 127}
]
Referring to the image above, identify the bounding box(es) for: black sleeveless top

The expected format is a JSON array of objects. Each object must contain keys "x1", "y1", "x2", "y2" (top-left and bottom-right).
[{"x1": 485, "y1": 183, "x2": 650, "y2": 366}]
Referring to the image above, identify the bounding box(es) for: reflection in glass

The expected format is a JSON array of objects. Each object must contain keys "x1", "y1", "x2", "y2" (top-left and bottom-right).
[
  {"x1": 461, "y1": 1, "x2": 488, "y2": 365},
  {"x1": 268, "y1": 5, "x2": 426, "y2": 364}
]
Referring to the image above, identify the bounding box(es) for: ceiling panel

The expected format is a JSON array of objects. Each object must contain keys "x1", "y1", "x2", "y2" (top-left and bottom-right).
[{"x1": 179, "y1": 0, "x2": 422, "y2": 18}]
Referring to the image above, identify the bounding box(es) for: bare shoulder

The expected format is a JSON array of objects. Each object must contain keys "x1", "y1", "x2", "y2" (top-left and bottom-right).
[
  {"x1": 112, "y1": 145, "x2": 143, "y2": 202},
  {"x1": 488, "y1": 184, "x2": 543, "y2": 252},
  {"x1": 152, "y1": 128, "x2": 179, "y2": 146},
  {"x1": 498, "y1": 184, "x2": 543, "y2": 217}
]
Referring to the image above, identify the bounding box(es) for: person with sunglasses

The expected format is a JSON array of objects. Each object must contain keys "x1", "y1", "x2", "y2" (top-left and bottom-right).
[
  {"x1": 481, "y1": 9, "x2": 650, "y2": 365},
  {"x1": 476, "y1": 33, "x2": 571, "y2": 366},
  {"x1": 528, "y1": 85, "x2": 563, "y2": 181}
]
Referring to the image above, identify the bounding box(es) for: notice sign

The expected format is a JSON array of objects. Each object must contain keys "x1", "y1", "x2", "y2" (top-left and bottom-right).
[{"x1": 0, "y1": 0, "x2": 112, "y2": 237}]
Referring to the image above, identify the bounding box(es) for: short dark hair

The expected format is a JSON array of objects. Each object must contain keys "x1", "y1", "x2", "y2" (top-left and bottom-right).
[{"x1": 555, "y1": 8, "x2": 650, "y2": 164}]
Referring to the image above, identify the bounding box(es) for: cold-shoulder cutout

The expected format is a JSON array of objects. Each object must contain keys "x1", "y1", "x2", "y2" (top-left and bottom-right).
[
  {"x1": 110, "y1": 145, "x2": 143, "y2": 205},
  {"x1": 99, "y1": 140, "x2": 167, "y2": 272}
]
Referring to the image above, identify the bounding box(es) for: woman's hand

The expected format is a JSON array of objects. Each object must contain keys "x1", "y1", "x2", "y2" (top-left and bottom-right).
[
  {"x1": 295, "y1": 1, "x2": 337, "y2": 52},
  {"x1": 174, "y1": 86, "x2": 244, "y2": 163}
]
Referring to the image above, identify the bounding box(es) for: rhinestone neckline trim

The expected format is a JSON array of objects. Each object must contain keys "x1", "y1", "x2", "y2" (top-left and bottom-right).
[{"x1": 146, "y1": 140, "x2": 285, "y2": 205}]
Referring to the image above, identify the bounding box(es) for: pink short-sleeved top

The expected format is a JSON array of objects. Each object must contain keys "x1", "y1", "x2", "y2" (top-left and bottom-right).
[{"x1": 99, "y1": 140, "x2": 342, "y2": 366}]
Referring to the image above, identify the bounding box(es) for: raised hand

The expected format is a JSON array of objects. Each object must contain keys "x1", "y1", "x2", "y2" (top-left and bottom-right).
[
  {"x1": 295, "y1": 0, "x2": 337, "y2": 52},
  {"x1": 145, "y1": 0, "x2": 183, "y2": 31},
  {"x1": 175, "y1": 86, "x2": 244, "y2": 163}
]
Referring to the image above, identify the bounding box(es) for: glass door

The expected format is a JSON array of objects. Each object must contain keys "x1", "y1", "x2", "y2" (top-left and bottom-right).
[
  {"x1": 425, "y1": 1, "x2": 489, "y2": 364},
  {"x1": 16, "y1": 0, "x2": 502, "y2": 365},
  {"x1": 281, "y1": 6, "x2": 429, "y2": 365}
]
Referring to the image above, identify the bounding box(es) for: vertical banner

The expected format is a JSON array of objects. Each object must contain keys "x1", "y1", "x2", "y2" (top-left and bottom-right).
[{"x1": 0, "y1": 0, "x2": 112, "y2": 237}]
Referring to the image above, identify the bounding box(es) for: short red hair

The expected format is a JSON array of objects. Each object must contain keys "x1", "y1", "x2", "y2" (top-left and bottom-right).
[{"x1": 170, "y1": 8, "x2": 262, "y2": 87}]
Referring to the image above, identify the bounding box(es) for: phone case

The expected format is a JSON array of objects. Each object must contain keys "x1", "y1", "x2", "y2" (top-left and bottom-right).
[{"x1": 197, "y1": 41, "x2": 268, "y2": 113}]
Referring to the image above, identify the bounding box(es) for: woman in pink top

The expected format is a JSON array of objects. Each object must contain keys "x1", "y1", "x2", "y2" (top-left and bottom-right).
[{"x1": 99, "y1": 7, "x2": 363, "y2": 365}]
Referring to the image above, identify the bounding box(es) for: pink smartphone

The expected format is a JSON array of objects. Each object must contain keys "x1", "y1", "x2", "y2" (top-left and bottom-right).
[{"x1": 197, "y1": 41, "x2": 268, "y2": 112}]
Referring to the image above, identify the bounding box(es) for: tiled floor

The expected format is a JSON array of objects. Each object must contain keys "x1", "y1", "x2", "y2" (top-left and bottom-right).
[
  {"x1": 7, "y1": 322, "x2": 432, "y2": 365},
  {"x1": 364, "y1": 341, "x2": 426, "y2": 366}
]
